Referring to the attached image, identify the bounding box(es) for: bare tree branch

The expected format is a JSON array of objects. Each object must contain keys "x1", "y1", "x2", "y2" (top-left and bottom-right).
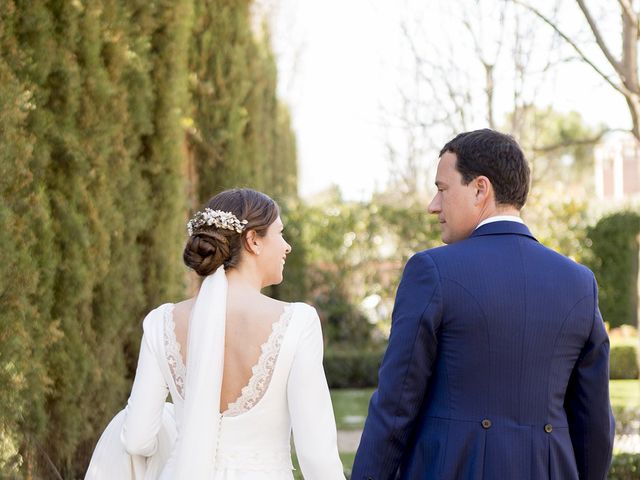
[
  {"x1": 531, "y1": 128, "x2": 621, "y2": 153},
  {"x1": 403, "y1": 33, "x2": 468, "y2": 130},
  {"x1": 576, "y1": 0, "x2": 624, "y2": 76},
  {"x1": 512, "y1": 0, "x2": 629, "y2": 97},
  {"x1": 617, "y1": 0, "x2": 638, "y2": 28},
  {"x1": 462, "y1": 6, "x2": 499, "y2": 129},
  {"x1": 34, "y1": 440, "x2": 64, "y2": 480},
  {"x1": 495, "y1": 3, "x2": 509, "y2": 61}
]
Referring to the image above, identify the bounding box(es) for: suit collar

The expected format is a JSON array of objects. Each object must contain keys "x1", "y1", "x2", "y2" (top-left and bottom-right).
[{"x1": 469, "y1": 220, "x2": 537, "y2": 241}]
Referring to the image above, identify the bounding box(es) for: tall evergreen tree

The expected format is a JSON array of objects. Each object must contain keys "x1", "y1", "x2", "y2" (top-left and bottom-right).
[
  {"x1": 0, "y1": 1, "x2": 297, "y2": 476},
  {"x1": 189, "y1": 0, "x2": 254, "y2": 200},
  {"x1": 138, "y1": 0, "x2": 193, "y2": 311},
  {"x1": 0, "y1": 4, "x2": 51, "y2": 475}
]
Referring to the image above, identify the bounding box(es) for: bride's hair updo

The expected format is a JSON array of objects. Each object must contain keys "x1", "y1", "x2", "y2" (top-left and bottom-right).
[{"x1": 183, "y1": 188, "x2": 279, "y2": 276}]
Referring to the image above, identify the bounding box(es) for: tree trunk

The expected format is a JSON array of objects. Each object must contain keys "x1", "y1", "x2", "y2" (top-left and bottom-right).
[
  {"x1": 621, "y1": 5, "x2": 640, "y2": 140},
  {"x1": 625, "y1": 94, "x2": 640, "y2": 140},
  {"x1": 485, "y1": 62, "x2": 495, "y2": 129}
]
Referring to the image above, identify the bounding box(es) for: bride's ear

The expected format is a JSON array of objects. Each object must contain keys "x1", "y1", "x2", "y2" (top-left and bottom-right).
[{"x1": 243, "y1": 229, "x2": 260, "y2": 255}]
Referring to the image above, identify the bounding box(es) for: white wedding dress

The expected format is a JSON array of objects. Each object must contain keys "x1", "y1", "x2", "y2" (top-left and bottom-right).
[{"x1": 86, "y1": 267, "x2": 345, "y2": 480}]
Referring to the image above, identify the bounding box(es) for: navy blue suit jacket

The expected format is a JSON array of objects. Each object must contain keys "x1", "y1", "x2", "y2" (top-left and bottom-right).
[{"x1": 351, "y1": 221, "x2": 614, "y2": 480}]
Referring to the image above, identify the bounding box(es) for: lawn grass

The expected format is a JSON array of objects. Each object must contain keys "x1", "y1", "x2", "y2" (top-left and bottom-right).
[
  {"x1": 331, "y1": 388, "x2": 374, "y2": 430},
  {"x1": 331, "y1": 382, "x2": 639, "y2": 425},
  {"x1": 610, "y1": 379, "x2": 640, "y2": 409},
  {"x1": 611, "y1": 337, "x2": 638, "y2": 348}
]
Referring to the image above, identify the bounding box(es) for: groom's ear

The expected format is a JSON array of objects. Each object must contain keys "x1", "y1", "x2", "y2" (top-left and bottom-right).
[{"x1": 473, "y1": 175, "x2": 492, "y2": 205}]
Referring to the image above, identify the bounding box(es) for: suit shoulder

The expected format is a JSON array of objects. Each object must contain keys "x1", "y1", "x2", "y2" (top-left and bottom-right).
[
  {"x1": 400, "y1": 251, "x2": 443, "y2": 290},
  {"x1": 414, "y1": 244, "x2": 456, "y2": 266},
  {"x1": 535, "y1": 242, "x2": 595, "y2": 279},
  {"x1": 408, "y1": 248, "x2": 442, "y2": 264}
]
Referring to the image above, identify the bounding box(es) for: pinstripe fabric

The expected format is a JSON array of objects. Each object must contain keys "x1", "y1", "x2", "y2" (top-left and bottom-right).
[{"x1": 351, "y1": 221, "x2": 615, "y2": 480}]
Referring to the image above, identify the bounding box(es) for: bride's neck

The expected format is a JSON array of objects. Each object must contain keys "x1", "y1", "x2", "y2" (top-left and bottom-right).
[{"x1": 225, "y1": 264, "x2": 263, "y2": 293}]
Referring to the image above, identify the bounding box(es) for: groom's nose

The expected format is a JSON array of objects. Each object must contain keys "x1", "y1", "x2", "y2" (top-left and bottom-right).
[{"x1": 428, "y1": 193, "x2": 441, "y2": 214}]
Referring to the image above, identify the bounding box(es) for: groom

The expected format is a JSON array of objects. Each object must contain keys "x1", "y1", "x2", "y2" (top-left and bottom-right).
[{"x1": 352, "y1": 129, "x2": 615, "y2": 480}]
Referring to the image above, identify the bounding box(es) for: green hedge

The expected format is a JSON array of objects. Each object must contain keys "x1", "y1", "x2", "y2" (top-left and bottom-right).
[
  {"x1": 325, "y1": 343, "x2": 640, "y2": 386},
  {"x1": 324, "y1": 350, "x2": 384, "y2": 389},
  {"x1": 610, "y1": 345, "x2": 639, "y2": 380},
  {"x1": 609, "y1": 453, "x2": 640, "y2": 479},
  {"x1": 188, "y1": 0, "x2": 297, "y2": 202},
  {"x1": 587, "y1": 212, "x2": 640, "y2": 328},
  {"x1": 0, "y1": 1, "x2": 297, "y2": 477}
]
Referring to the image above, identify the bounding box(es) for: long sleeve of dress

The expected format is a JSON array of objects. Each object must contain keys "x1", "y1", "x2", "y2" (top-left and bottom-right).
[
  {"x1": 121, "y1": 311, "x2": 169, "y2": 457},
  {"x1": 287, "y1": 308, "x2": 346, "y2": 480}
]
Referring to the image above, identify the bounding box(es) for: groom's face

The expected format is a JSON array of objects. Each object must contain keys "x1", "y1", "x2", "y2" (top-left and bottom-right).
[{"x1": 428, "y1": 152, "x2": 481, "y2": 244}]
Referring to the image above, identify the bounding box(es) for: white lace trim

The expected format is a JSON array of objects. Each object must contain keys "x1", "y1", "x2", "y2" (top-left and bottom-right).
[
  {"x1": 163, "y1": 302, "x2": 294, "y2": 414},
  {"x1": 163, "y1": 304, "x2": 186, "y2": 397},
  {"x1": 223, "y1": 304, "x2": 293, "y2": 417}
]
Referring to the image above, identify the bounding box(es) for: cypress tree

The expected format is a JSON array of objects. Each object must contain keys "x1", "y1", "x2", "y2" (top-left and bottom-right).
[
  {"x1": 189, "y1": 0, "x2": 255, "y2": 200},
  {"x1": 5, "y1": 1, "x2": 60, "y2": 475},
  {"x1": 0, "y1": 1, "x2": 297, "y2": 476},
  {"x1": 39, "y1": 1, "x2": 107, "y2": 471},
  {"x1": 137, "y1": 0, "x2": 192, "y2": 310},
  {"x1": 273, "y1": 103, "x2": 298, "y2": 198},
  {"x1": 188, "y1": 0, "x2": 299, "y2": 202},
  {"x1": 0, "y1": 4, "x2": 50, "y2": 475}
]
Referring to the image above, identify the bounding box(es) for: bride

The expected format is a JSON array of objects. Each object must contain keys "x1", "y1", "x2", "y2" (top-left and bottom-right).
[{"x1": 86, "y1": 188, "x2": 345, "y2": 479}]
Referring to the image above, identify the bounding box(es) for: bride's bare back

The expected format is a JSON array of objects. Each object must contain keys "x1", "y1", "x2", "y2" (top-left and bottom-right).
[{"x1": 172, "y1": 291, "x2": 289, "y2": 412}]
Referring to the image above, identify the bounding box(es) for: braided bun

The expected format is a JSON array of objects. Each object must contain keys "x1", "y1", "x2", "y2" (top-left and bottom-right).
[
  {"x1": 183, "y1": 189, "x2": 280, "y2": 277},
  {"x1": 183, "y1": 230, "x2": 232, "y2": 276}
]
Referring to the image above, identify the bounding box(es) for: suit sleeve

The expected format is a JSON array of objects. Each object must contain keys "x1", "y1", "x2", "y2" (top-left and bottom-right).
[
  {"x1": 287, "y1": 307, "x2": 346, "y2": 480},
  {"x1": 564, "y1": 275, "x2": 615, "y2": 480},
  {"x1": 120, "y1": 311, "x2": 169, "y2": 457},
  {"x1": 352, "y1": 252, "x2": 442, "y2": 480}
]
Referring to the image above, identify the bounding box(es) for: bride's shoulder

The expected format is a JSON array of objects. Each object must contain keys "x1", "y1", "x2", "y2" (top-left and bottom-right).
[
  {"x1": 290, "y1": 301, "x2": 318, "y2": 315},
  {"x1": 288, "y1": 302, "x2": 321, "y2": 329},
  {"x1": 141, "y1": 302, "x2": 174, "y2": 334}
]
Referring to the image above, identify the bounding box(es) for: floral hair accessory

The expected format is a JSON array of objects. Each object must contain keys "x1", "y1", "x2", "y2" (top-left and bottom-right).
[{"x1": 187, "y1": 208, "x2": 249, "y2": 236}]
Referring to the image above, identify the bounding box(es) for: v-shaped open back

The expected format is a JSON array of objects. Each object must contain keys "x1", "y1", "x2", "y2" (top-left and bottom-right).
[
  {"x1": 112, "y1": 295, "x2": 346, "y2": 480},
  {"x1": 163, "y1": 303, "x2": 294, "y2": 417}
]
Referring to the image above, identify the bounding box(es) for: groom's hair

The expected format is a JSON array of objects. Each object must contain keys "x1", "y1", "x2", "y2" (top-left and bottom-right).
[{"x1": 439, "y1": 129, "x2": 530, "y2": 209}]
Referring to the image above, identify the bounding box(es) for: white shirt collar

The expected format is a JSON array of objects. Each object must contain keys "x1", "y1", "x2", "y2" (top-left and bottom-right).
[{"x1": 475, "y1": 215, "x2": 525, "y2": 230}]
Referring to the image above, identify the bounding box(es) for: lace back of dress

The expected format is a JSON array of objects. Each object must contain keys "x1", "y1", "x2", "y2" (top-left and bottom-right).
[
  {"x1": 163, "y1": 303, "x2": 294, "y2": 416},
  {"x1": 223, "y1": 304, "x2": 294, "y2": 417},
  {"x1": 164, "y1": 305, "x2": 186, "y2": 398}
]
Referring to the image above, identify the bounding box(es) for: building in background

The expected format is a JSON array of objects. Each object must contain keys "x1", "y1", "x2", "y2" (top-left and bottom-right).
[{"x1": 595, "y1": 132, "x2": 640, "y2": 202}]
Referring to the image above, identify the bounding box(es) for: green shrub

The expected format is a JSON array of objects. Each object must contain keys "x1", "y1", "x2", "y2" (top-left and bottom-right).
[
  {"x1": 610, "y1": 345, "x2": 639, "y2": 380},
  {"x1": 613, "y1": 406, "x2": 640, "y2": 436},
  {"x1": 609, "y1": 453, "x2": 640, "y2": 479},
  {"x1": 587, "y1": 211, "x2": 640, "y2": 329},
  {"x1": 324, "y1": 350, "x2": 384, "y2": 389}
]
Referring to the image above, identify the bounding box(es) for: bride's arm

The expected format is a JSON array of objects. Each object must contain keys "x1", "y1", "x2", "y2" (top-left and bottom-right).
[
  {"x1": 120, "y1": 311, "x2": 169, "y2": 456},
  {"x1": 287, "y1": 307, "x2": 345, "y2": 480}
]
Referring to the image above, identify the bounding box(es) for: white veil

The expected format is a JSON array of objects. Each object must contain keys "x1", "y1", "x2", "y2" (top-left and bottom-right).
[
  {"x1": 86, "y1": 266, "x2": 228, "y2": 480},
  {"x1": 171, "y1": 265, "x2": 227, "y2": 478}
]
